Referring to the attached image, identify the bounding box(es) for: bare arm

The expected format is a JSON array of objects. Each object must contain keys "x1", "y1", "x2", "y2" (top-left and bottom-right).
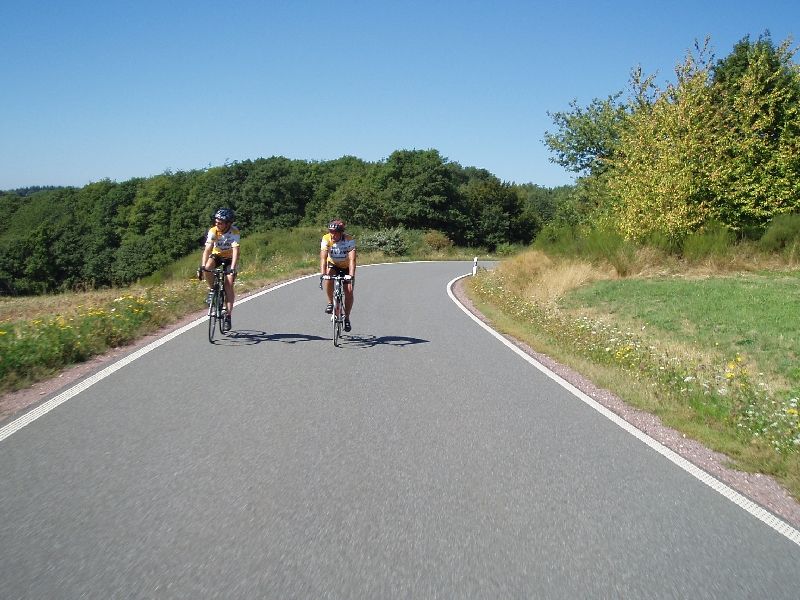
[
  {"x1": 320, "y1": 248, "x2": 329, "y2": 274},
  {"x1": 201, "y1": 242, "x2": 212, "y2": 267},
  {"x1": 230, "y1": 245, "x2": 240, "y2": 272},
  {"x1": 348, "y1": 249, "x2": 356, "y2": 277}
]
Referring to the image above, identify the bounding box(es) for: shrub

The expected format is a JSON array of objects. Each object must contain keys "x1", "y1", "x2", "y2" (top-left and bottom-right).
[
  {"x1": 494, "y1": 243, "x2": 523, "y2": 256},
  {"x1": 683, "y1": 221, "x2": 734, "y2": 262},
  {"x1": 760, "y1": 213, "x2": 800, "y2": 253},
  {"x1": 423, "y1": 229, "x2": 453, "y2": 251},
  {"x1": 359, "y1": 227, "x2": 409, "y2": 256},
  {"x1": 644, "y1": 230, "x2": 683, "y2": 255},
  {"x1": 535, "y1": 225, "x2": 636, "y2": 276},
  {"x1": 581, "y1": 228, "x2": 637, "y2": 276},
  {"x1": 533, "y1": 223, "x2": 579, "y2": 256}
]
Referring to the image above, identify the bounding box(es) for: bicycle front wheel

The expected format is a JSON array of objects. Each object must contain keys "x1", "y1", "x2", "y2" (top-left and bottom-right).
[
  {"x1": 208, "y1": 295, "x2": 218, "y2": 343},
  {"x1": 332, "y1": 296, "x2": 342, "y2": 347},
  {"x1": 219, "y1": 289, "x2": 229, "y2": 334}
]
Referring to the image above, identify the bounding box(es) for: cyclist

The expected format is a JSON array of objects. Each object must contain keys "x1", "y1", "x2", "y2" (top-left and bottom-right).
[
  {"x1": 198, "y1": 207, "x2": 240, "y2": 330},
  {"x1": 320, "y1": 219, "x2": 356, "y2": 332}
]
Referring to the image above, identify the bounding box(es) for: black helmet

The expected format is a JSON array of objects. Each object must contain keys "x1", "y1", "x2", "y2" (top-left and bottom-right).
[
  {"x1": 327, "y1": 219, "x2": 345, "y2": 232},
  {"x1": 214, "y1": 208, "x2": 235, "y2": 223}
]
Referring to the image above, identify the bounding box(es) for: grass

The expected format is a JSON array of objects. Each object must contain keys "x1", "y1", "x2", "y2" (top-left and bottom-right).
[
  {"x1": 563, "y1": 273, "x2": 800, "y2": 389},
  {"x1": 0, "y1": 226, "x2": 484, "y2": 394},
  {"x1": 465, "y1": 248, "x2": 800, "y2": 500}
]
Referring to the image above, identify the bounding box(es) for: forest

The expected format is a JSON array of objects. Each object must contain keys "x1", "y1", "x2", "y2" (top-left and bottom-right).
[{"x1": 0, "y1": 151, "x2": 570, "y2": 295}]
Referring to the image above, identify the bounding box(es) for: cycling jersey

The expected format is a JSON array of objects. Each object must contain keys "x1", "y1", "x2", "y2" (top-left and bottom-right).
[
  {"x1": 206, "y1": 225, "x2": 241, "y2": 259},
  {"x1": 321, "y1": 232, "x2": 355, "y2": 268}
]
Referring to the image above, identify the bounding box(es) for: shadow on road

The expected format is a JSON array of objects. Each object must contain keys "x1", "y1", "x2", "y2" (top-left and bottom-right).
[
  {"x1": 208, "y1": 330, "x2": 429, "y2": 348},
  {"x1": 211, "y1": 330, "x2": 329, "y2": 345},
  {"x1": 340, "y1": 334, "x2": 430, "y2": 348}
]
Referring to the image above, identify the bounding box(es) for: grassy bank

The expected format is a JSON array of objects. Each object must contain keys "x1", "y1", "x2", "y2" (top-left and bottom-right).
[
  {"x1": 465, "y1": 249, "x2": 800, "y2": 500},
  {"x1": 0, "y1": 226, "x2": 485, "y2": 394}
]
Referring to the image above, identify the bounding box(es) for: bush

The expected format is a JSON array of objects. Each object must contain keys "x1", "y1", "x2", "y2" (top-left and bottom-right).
[
  {"x1": 533, "y1": 223, "x2": 580, "y2": 256},
  {"x1": 535, "y1": 225, "x2": 636, "y2": 276},
  {"x1": 760, "y1": 213, "x2": 800, "y2": 253},
  {"x1": 582, "y1": 228, "x2": 638, "y2": 277},
  {"x1": 494, "y1": 243, "x2": 523, "y2": 256},
  {"x1": 359, "y1": 227, "x2": 409, "y2": 256},
  {"x1": 423, "y1": 229, "x2": 453, "y2": 251},
  {"x1": 644, "y1": 230, "x2": 683, "y2": 255},
  {"x1": 683, "y1": 221, "x2": 734, "y2": 262}
]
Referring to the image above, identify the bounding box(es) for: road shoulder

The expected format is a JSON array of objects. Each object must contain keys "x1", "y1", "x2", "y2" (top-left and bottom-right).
[{"x1": 451, "y1": 277, "x2": 800, "y2": 530}]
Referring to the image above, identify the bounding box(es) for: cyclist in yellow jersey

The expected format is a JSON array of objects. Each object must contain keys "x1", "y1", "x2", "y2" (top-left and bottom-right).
[
  {"x1": 198, "y1": 208, "x2": 240, "y2": 330},
  {"x1": 320, "y1": 219, "x2": 356, "y2": 332}
]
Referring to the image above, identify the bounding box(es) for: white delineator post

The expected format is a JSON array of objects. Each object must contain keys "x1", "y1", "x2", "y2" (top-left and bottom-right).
[{"x1": 472, "y1": 257, "x2": 478, "y2": 276}]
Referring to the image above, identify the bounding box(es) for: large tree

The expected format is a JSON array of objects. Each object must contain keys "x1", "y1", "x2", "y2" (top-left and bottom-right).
[
  {"x1": 543, "y1": 93, "x2": 628, "y2": 177},
  {"x1": 378, "y1": 149, "x2": 468, "y2": 239},
  {"x1": 605, "y1": 44, "x2": 717, "y2": 241},
  {"x1": 707, "y1": 34, "x2": 800, "y2": 229}
]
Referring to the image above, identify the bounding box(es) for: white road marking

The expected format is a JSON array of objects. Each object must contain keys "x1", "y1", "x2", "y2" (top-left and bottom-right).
[
  {"x1": 447, "y1": 273, "x2": 800, "y2": 547},
  {"x1": 0, "y1": 274, "x2": 313, "y2": 443},
  {"x1": 5, "y1": 265, "x2": 798, "y2": 548}
]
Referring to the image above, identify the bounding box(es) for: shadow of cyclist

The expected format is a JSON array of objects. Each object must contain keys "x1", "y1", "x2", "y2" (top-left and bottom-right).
[
  {"x1": 339, "y1": 334, "x2": 430, "y2": 349},
  {"x1": 212, "y1": 331, "x2": 329, "y2": 346}
]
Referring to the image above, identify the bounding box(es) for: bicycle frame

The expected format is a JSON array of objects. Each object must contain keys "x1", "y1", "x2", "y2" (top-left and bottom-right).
[
  {"x1": 322, "y1": 274, "x2": 349, "y2": 347},
  {"x1": 204, "y1": 267, "x2": 229, "y2": 342}
]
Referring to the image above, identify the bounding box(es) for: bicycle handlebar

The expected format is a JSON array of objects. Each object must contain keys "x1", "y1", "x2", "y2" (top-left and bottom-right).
[{"x1": 320, "y1": 273, "x2": 353, "y2": 290}]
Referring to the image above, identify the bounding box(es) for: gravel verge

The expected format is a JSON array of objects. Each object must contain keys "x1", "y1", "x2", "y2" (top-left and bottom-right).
[{"x1": 451, "y1": 278, "x2": 800, "y2": 530}]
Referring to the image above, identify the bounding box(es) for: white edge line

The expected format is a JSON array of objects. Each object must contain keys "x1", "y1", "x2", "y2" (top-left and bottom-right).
[
  {"x1": 0, "y1": 261, "x2": 462, "y2": 443},
  {"x1": 447, "y1": 273, "x2": 800, "y2": 547},
  {"x1": 0, "y1": 262, "x2": 463, "y2": 443},
  {"x1": 0, "y1": 272, "x2": 317, "y2": 443}
]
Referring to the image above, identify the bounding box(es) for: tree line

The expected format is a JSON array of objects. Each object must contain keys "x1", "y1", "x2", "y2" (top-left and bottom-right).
[
  {"x1": 0, "y1": 150, "x2": 571, "y2": 295},
  {"x1": 543, "y1": 32, "x2": 800, "y2": 244}
]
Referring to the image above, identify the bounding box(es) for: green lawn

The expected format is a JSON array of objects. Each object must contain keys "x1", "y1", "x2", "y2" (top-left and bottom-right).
[{"x1": 562, "y1": 272, "x2": 800, "y2": 390}]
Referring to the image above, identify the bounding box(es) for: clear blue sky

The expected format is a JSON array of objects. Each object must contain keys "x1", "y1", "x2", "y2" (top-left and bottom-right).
[{"x1": 1, "y1": 0, "x2": 797, "y2": 191}]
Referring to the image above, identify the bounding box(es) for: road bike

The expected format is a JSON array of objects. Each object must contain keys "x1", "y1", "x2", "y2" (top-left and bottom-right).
[
  {"x1": 321, "y1": 274, "x2": 350, "y2": 347},
  {"x1": 203, "y1": 267, "x2": 231, "y2": 342}
]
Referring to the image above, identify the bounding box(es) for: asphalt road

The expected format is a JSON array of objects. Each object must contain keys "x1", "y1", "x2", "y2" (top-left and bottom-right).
[{"x1": 1, "y1": 261, "x2": 798, "y2": 598}]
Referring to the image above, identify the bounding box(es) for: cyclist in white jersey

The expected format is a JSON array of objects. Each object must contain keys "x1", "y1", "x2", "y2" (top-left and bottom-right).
[
  {"x1": 320, "y1": 219, "x2": 356, "y2": 332},
  {"x1": 198, "y1": 208, "x2": 240, "y2": 330}
]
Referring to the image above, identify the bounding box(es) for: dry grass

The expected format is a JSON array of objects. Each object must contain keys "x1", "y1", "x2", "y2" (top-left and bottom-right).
[
  {"x1": 469, "y1": 248, "x2": 800, "y2": 499},
  {"x1": 0, "y1": 287, "x2": 139, "y2": 323},
  {"x1": 496, "y1": 250, "x2": 613, "y2": 306}
]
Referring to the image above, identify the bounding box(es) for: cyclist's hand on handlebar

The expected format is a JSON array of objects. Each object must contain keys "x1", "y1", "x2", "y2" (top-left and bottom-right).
[
  {"x1": 344, "y1": 274, "x2": 353, "y2": 281},
  {"x1": 197, "y1": 267, "x2": 204, "y2": 280}
]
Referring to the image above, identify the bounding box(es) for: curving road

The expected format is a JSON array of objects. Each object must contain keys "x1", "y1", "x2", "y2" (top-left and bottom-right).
[{"x1": 1, "y1": 261, "x2": 799, "y2": 598}]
